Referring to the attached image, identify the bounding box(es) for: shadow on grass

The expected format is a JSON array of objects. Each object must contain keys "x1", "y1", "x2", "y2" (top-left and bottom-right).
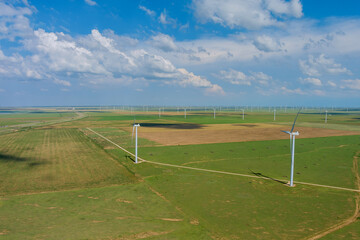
[
  {"x1": 126, "y1": 155, "x2": 136, "y2": 163},
  {"x1": 0, "y1": 153, "x2": 48, "y2": 168},
  {"x1": 140, "y1": 122, "x2": 203, "y2": 129},
  {"x1": 232, "y1": 124, "x2": 257, "y2": 127},
  {"x1": 249, "y1": 169, "x2": 287, "y2": 185}
]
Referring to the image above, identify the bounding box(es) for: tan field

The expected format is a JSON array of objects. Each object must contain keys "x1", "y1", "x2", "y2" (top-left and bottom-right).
[{"x1": 125, "y1": 123, "x2": 359, "y2": 146}]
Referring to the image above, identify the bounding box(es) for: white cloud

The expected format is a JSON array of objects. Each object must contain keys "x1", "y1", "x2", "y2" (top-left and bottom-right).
[
  {"x1": 327, "y1": 81, "x2": 336, "y2": 87},
  {"x1": 341, "y1": 79, "x2": 360, "y2": 90},
  {"x1": 253, "y1": 35, "x2": 283, "y2": 52},
  {"x1": 312, "y1": 89, "x2": 325, "y2": 96},
  {"x1": 192, "y1": 0, "x2": 303, "y2": 30},
  {"x1": 0, "y1": 2, "x2": 33, "y2": 40},
  {"x1": 177, "y1": 68, "x2": 225, "y2": 95},
  {"x1": 84, "y1": 0, "x2": 97, "y2": 6},
  {"x1": 54, "y1": 79, "x2": 71, "y2": 87},
  {"x1": 30, "y1": 29, "x2": 109, "y2": 75},
  {"x1": 217, "y1": 69, "x2": 251, "y2": 85},
  {"x1": 299, "y1": 54, "x2": 351, "y2": 77},
  {"x1": 0, "y1": 88, "x2": 5, "y2": 92},
  {"x1": 139, "y1": 5, "x2": 155, "y2": 17},
  {"x1": 280, "y1": 86, "x2": 306, "y2": 95},
  {"x1": 158, "y1": 9, "x2": 176, "y2": 26},
  {"x1": 265, "y1": 0, "x2": 302, "y2": 18},
  {"x1": 217, "y1": 69, "x2": 272, "y2": 86},
  {"x1": 150, "y1": 33, "x2": 177, "y2": 52},
  {"x1": 300, "y1": 77, "x2": 322, "y2": 86}
]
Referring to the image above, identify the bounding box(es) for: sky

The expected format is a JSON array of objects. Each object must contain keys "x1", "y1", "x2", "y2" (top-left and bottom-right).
[{"x1": 0, "y1": 0, "x2": 360, "y2": 107}]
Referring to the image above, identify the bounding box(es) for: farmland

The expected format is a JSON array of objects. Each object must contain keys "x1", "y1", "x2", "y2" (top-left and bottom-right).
[{"x1": 0, "y1": 107, "x2": 359, "y2": 239}]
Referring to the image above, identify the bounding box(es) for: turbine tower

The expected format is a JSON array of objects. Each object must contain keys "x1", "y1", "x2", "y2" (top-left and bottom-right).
[
  {"x1": 274, "y1": 108, "x2": 276, "y2": 121},
  {"x1": 282, "y1": 108, "x2": 302, "y2": 187},
  {"x1": 132, "y1": 123, "x2": 140, "y2": 164},
  {"x1": 325, "y1": 110, "x2": 328, "y2": 124}
]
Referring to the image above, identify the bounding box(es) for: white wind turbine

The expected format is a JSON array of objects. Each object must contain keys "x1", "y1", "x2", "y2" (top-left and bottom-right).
[
  {"x1": 274, "y1": 108, "x2": 276, "y2": 121},
  {"x1": 282, "y1": 109, "x2": 302, "y2": 187},
  {"x1": 132, "y1": 121, "x2": 141, "y2": 164},
  {"x1": 325, "y1": 110, "x2": 328, "y2": 124}
]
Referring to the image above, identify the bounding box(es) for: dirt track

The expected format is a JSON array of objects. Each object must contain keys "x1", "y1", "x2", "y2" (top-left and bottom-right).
[{"x1": 134, "y1": 123, "x2": 359, "y2": 146}]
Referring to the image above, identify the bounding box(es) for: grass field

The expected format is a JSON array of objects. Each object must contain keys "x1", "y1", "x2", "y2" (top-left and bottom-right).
[
  {"x1": 0, "y1": 108, "x2": 359, "y2": 239},
  {"x1": 0, "y1": 128, "x2": 136, "y2": 194}
]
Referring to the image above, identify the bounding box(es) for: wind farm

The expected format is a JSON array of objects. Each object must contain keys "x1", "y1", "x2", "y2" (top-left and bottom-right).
[
  {"x1": 0, "y1": 106, "x2": 359, "y2": 239},
  {"x1": 1, "y1": 0, "x2": 360, "y2": 239}
]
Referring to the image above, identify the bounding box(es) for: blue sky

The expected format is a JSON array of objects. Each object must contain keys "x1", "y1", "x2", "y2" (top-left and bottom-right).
[{"x1": 0, "y1": 0, "x2": 360, "y2": 107}]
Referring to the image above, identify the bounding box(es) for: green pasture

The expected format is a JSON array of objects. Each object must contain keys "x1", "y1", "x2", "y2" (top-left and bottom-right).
[
  {"x1": 0, "y1": 109, "x2": 359, "y2": 239},
  {"x1": 87, "y1": 127, "x2": 360, "y2": 239},
  {"x1": 0, "y1": 128, "x2": 136, "y2": 195},
  {"x1": 0, "y1": 184, "x2": 207, "y2": 239}
]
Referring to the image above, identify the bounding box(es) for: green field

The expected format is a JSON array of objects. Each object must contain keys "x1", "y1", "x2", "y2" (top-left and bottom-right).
[{"x1": 0, "y1": 108, "x2": 359, "y2": 239}]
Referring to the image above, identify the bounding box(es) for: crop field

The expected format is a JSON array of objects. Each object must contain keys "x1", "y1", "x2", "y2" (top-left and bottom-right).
[{"x1": 0, "y1": 108, "x2": 359, "y2": 239}]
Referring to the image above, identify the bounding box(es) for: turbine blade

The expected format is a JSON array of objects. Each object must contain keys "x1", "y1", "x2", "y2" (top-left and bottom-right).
[
  {"x1": 290, "y1": 107, "x2": 302, "y2": 133},
  {"x1": 131, "y1": 125, "x2": 135, "y2": 142},
  {"x1": 281, "y1": 130, "x2": 291, "y2": 134}
]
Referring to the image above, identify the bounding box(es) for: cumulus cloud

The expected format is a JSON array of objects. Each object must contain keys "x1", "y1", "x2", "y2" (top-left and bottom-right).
[
  {"x1": 300, "y1": 77, "x2": 322, "y2": 86},
  {"x1": 84, "y1": 0, "x2": 97, "y2": 6},
  {"x1": 280, "y1": 86, "x2": 305, "y2": 95},
  {"x1": 0, "y1": 2, "x2": 33, "y2": 40},
  {"x1": 54, "y1": 79, "x2": 71, "y2": 87},
  {"x1": 150, "y1": 33, "x2": 177, "y2": 52},
  {"x1": 177, "y1": 68, "x2": 225, "y2": 95},
  {"x1": 341, "y1": 79, "x2": 360, "y2": 90},
  {"x1": 299, "y1": 54, "x2": 351, "y2": 77},
  {"x1": 0, "y1": 17, "x2": 222, "y2": 95},
  {"x1": 139, "y1": 5, "x2": 156, "y2": 17},
  {"x1": 192, "y1": 0, "x2": 303, "y2": 30},
  {"x1": 253, "y1": 35, "x2": 283, "y2": 52},
  {"x1": 217, "y1": 69, "x2": 272, "y2": 86}
]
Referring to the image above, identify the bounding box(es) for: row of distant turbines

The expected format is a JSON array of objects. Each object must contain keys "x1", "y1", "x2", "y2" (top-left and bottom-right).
[{"x1": 132, "y1": 108, "x2": 305, "y2": 187}]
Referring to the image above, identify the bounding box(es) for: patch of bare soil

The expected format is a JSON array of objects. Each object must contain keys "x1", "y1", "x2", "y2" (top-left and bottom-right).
[
  {"x1": 136, "y1": 123, "x2": 359, "y2": 146},
  {"x1": 158, "y1": 218, "x2": 183, "y2": 222},
  {"x1": 116, "y1": 230, "x2": 173, "y2": 240}
]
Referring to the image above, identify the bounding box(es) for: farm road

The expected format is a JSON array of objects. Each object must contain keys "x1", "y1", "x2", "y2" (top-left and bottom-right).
[{"x1": 87, "y1": 128, "x2": 360, "y2": 194}]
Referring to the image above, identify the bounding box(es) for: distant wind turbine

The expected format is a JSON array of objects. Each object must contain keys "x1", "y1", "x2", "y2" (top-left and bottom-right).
[
  {"x1": 274, "y1": 108, "x2": 276, "y2": 121},
  {"x1": 282, "y1": 108, "x2": 302, "y2": 187},
  {"x1": 132, "y1": 121, "x2": 140, "y2": 164},
  {"x1": 325, "y1": 110, "x2": 328, "y2": 124}
]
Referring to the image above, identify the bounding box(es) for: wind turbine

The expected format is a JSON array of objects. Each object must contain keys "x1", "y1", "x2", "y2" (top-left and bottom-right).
[
  {"x1": 325, "y1": 110, "x2": 328, "y2": 124},
  {"x1": 282, "y1": 108, "x2": 302, "y2": 187},
  {"x1": 184, "y1": 108, "x2": 187, "y2": 119},
  {"x1": 274, "y1": 108, "x2": 276, "y2": 121},
  {"x1": 242, "y1": 109, "x2": 244, "y2": 120},
  {"x1": 132, "y1": 121, "x2": 140, "y2": 164},
  {"x1": 213, "y1": 108, "x2": 216, "y2": 119}
]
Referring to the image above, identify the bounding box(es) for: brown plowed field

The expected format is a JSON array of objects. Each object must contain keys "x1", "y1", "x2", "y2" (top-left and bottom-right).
[{"x1": 133, "y1": 123, "x2": 359, "y2": 146}]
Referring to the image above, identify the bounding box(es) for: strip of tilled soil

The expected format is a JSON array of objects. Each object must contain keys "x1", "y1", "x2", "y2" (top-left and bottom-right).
[{"x1": 138, "y1": 125, "x2": 359, "y2": 146}]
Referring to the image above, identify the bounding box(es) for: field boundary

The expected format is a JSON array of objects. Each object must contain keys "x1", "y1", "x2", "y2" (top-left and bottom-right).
[{"x1": 87, "y1": 128, "x2": 360, "y2": 193}]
